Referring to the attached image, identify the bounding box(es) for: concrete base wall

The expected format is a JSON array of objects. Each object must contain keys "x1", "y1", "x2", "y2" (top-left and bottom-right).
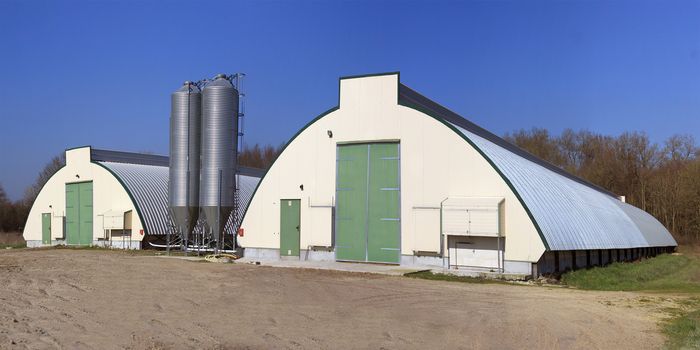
[
  {"x1": 301, "y1": 250, "x2": 335, "y2": 262},
  {"x1": 92, "y1": 240, "x2": 141, "y2": 249},
  {"x1": 243, "y1": 247, "x2": 281, "y2": 261},
  {"x1": 504, "y1": 260, "x2": 532, "y2": 274},
  {"x1": 25, "y1": 240, "x2": 141, "y2": 249},
  {"x1": 401, "y1": 255, "x2": 444, "y2": 268},
  {"x1": 244, "y1": 247, "x2": 531, "y2": 274}
]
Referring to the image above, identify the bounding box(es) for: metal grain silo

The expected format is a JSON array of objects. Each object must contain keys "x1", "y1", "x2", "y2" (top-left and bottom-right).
[
  {"x1": 200, "y1": 74, "x2": 239, "y2": 244},
  {"x1": 169, "y1": 81, "x2": 202, "y2": 242}
]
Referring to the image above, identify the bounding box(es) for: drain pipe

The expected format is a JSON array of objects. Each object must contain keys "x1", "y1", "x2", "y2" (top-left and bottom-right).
[{"x1": 440, "y1": 197, "x2": 448, "y2": 269}]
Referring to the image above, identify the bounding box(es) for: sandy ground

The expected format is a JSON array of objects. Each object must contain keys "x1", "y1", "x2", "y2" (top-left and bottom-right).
[{"x1": 0, "y1": 249, "x2": 667, "y2": 349}]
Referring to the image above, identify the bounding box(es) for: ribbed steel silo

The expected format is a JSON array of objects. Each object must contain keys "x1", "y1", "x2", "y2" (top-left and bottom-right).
[
  {"x1": 169, "y1": 81, "x2": 202, "y2": 242},
  {"x1": 200, "y1": 74, "x2": 239, "y2": 244}
]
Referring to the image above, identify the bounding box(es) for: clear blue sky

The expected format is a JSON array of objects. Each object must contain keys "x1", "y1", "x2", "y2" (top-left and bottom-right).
[{"x1": 1, "y1": 0, "x2": 698, "y2": 201}]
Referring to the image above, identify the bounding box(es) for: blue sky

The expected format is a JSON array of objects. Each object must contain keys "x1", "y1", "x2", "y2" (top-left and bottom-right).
[{"x1": 0, "y1": 0, "x2": 698, "y2": 201}]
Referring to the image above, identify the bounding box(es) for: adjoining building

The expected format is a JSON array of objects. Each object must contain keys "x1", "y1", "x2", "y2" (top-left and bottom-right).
[
  {"x1": 238, "y1": 72, "x2": 676, "y2": 275},
  {"x1": 23, "y1": 146, "x2": 261, "y2": 249}
]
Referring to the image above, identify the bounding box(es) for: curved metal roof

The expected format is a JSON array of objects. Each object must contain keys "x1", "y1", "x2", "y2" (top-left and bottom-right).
[
  {"x1": 398, "y1": 83, "x2": 677, "y2": 250},
  {"x1": 95, "y1": 158, "x2": 261, "y2": 236},
  {"x1": 457, "y1": 128, "x2": 676, "y2": 250}
]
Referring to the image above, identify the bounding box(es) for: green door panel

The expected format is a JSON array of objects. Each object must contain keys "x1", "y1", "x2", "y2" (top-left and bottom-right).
[
  {"x1": 335, "y1": 143, "x2": 400, "y2": 263},
  {"x1": 335, "y1": 144, "x2": 369, "y2": 261},
  {"x1": 79, "y1": 182, "x2": 93, "y2": 245},
  {"x1": 280, "y1": 199, "x2": 300, "y2": 256},
  {"x1": 65, "y1": 181, "x2": 93, "y2": 246},
  {"x1": 367, "y1": 143, "x2": 401, "y2": 263},
  {"x1": 66, "y1": 183, "x2": 80, "y2": 245},
  {"x1": 42, "y1": 213, "x2": 51, "y2": 244}
]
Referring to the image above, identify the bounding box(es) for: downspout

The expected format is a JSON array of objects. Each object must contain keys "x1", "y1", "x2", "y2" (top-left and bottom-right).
[{"x1": 440, "y1": 197, "x2": 448, "y2": 268}]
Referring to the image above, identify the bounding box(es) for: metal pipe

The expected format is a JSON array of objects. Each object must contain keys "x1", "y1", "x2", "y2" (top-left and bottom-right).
[{"x1": 440, "y1": 197, "x2": 448, "y2": 267}]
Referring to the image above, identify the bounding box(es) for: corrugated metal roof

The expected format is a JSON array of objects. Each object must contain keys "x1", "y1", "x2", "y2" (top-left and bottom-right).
[
  {"x1": 458, "y1": 128, "x2": 672, "y2": 250},
  {"x1": 98, "y1": 161, "x2": 261, "y2": 236},
  {"x1": 398, "y1": 84, "x2": 618, "y2": 198},
  {"x1": 398, "y1": 83, "x2": 677, "y2": 250}
]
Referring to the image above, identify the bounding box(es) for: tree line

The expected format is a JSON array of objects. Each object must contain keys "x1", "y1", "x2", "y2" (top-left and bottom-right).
[{"x1": 504, "y1": 128, "x2": 699, "y2": 244}]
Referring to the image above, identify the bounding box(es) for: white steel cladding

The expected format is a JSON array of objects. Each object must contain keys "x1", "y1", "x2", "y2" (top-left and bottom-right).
[
  {"x1": 200, "y1": 75, "x2": 239, "y2": 241},
  {"x1": 238, "y1": 73, "x2": 546, "y2": 263},
  {"x1": 169, "y1": 82, "x2": 201, "y2": 236}
]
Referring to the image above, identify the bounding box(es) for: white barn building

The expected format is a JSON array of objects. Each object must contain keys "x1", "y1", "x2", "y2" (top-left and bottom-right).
[
  {"x1": 23, "y1": 146, "x2": 261, "y2": 249},
  {"x1": 238, "y1": 72, "x2": 676, "y2": 275}
]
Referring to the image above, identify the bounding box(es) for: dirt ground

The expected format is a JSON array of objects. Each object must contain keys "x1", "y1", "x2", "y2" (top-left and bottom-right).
[{"x1": 0, "y1": 249, "x2": 667, "y2": 349}]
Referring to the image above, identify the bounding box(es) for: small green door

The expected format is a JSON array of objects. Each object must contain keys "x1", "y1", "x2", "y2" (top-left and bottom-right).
[
  {"x1": 41, "y1": 213, "x2": 51, "y2": 244},
  {"x1": 280, "y1": 199, "x2": 300, "y2": 256},
  {"x1": 66, "y1": 181, "x2": 93, "y2": 245}
]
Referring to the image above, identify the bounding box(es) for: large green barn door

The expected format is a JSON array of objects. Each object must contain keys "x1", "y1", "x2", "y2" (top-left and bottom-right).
[
  {"x1": 335, "y1": 144, "x2": 369, "y2": 261},
  {"x1": 335, "y1": 143, "x2": 400, "y2": 263},
  {"x1": 65, "y1": 181, "x2": 93, "y2": 245},
  {"x1": 280, "y1": 199, "x2": 301, "y2": 257},
  {"x1": 41, "y1": 213, "x2": 51, "y2": 244},
  {"x1": 367, "y1": 143, "x2": 400, "y2": 263}
]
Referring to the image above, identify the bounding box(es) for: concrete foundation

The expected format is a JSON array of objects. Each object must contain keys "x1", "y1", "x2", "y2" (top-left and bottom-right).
[
  {"x1": 400, "y1": 255, "x2": 444, "y2": 268},
  {"x1": 504, "y1": 260, "x2": 533, "y2": 274},
  {"x1": 25, "y1": 239, "x2": 141, "y2": 249},
  {"x1": 243, "y1": 247, "x2": 531, "y2": 274}
]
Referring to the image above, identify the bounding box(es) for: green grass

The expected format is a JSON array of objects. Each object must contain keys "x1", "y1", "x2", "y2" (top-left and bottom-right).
[
  {"x1": 0, "y1": 242, "x2": 27, "y2": 249},
  {"x1": 561, "y1": 254, "x2": 700, "y2": 293},
  {"x1": 404, "y1": 270, "x2": 509, "y2": 285},
  {"x1": 562, "y1": 252, "x2": 700, "y2": 349},
  {"x1": 664, "y1": 303, "x2": 700, "y2": 349}
]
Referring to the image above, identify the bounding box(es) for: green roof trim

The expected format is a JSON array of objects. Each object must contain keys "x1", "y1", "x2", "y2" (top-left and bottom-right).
[
  {"x1": 22, "y1": 165, "x2": 67, "y2": 230},
  {"x1": 339, "y1": 71, "x2": 400, "y2": 80},
  {"x1": 238, "y1": 106, "x2": 340, "y2": 224},
  {"x1": 397, "y1": 100, "x2": 550, "y2": 251},
  {"x1": 64, "y1": 145, "x2": 92, "y2": 152}
]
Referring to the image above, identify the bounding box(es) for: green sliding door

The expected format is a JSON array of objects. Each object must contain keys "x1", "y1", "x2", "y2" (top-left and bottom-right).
[
  {"x1": 335, "y1": 143, "x2": 400, "y2": 263},
  {"x1": 66, "y1": 181, "x2": 93, "y2": 245}
]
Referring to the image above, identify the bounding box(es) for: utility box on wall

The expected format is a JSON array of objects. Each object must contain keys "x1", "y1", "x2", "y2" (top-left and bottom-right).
[{"x1": 441, "y1": 197, "x2": 504, "y2": 237}]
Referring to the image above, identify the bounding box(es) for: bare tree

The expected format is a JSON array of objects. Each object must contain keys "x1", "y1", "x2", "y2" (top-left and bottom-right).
[
  {"x1": 505, "y1": 128, "x2": 699, "y2": 244},
  {"x1": 23, "y1": 154, "x2": 65, "y2": 206},
  {"x1": 238, "y1": 143, "x2": 283, "y2": 169}
]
